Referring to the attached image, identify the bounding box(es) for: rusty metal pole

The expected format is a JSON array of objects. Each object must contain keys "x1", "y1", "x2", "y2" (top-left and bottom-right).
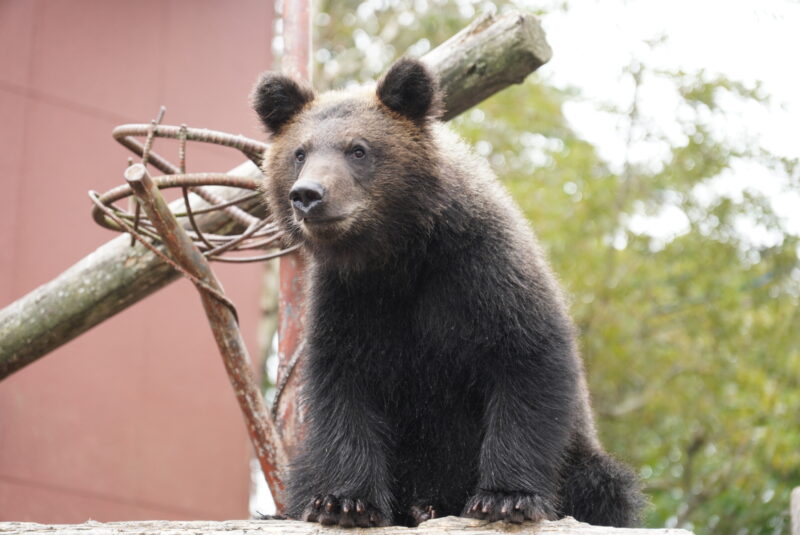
[
  {"x1": 123, "y1": 163, "x2": 288, "y2": 510},
  {"x1": 273, "y1": 0, "x2": 312, "y2": 464}
]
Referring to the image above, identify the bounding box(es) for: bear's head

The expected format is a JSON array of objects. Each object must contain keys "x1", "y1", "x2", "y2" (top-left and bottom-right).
[{"x1": 252, "y1": 58, "x2": 446, "y2": 270}]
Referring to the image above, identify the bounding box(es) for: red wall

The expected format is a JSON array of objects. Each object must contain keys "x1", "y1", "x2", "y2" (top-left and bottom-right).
[{"x1": 0, "y1": 0, "x2": 274, "y2": 522}]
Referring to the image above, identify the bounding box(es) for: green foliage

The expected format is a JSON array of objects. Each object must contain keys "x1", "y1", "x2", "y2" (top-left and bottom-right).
[{"x1": 304, "y1": 2, "x2": 800, "y2": 534}]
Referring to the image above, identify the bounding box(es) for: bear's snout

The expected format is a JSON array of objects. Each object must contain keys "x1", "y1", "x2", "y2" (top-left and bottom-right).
[{"x1": 290, "y1": 180, "x2": 326, "y2": 219}]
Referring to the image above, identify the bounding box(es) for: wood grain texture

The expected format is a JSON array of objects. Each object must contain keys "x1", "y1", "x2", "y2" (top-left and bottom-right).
[
  {"x1": 0, "y1": 516, "x2": 694, "y2": 535},
  {"x1": 424, "y1": 11, "x2": 552, "y2": 120}
]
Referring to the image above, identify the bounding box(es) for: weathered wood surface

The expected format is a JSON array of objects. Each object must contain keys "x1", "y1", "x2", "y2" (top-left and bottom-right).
[
  {"x1": 0, "y1": 10, "x2": 552, "y2": 380},
  {"x1": 0, "y1": 516, "x2": 693, "y2": 535},
  {"x1": 424, "y1": 11, "x2": 552, "y2": 121},
  {"x1": 791, "y1": 487, "x2": 799, "y2": 535}
]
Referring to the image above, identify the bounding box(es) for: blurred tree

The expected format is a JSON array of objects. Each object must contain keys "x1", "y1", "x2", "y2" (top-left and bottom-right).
[{"x1": 293, "y1": 2, "x2": 800, "y2": 534}]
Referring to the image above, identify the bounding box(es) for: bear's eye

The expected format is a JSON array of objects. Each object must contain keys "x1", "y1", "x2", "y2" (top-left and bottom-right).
[
  {"x1": 351, "y1": 146, "x2": 366, "y2": 159},
  {"x1": 294, "y1": 149, "x2": 306, "y2": 163}
]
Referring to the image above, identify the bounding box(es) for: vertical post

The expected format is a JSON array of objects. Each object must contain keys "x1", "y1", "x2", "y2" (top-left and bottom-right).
[
  {"x1": 282, "y1": 0, "x2": 312, "y2": 81},
  {"x1": 122, "y1": 164, "x2": 287, "y2": 509},
  {"x1": 274, "y1": 0, "x2": 312, "y2": 467},
  {"x1": 791, "y1": 487, "x2": 800, "y2": 535}
]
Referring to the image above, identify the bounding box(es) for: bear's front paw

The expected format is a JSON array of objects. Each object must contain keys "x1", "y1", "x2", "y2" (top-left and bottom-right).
[
  {"x1": 463, "y1": 491, "x2": 556, "y2": 524},
  {"x1": 302, "y1": 494, "x2": 390, "y2": 527}
]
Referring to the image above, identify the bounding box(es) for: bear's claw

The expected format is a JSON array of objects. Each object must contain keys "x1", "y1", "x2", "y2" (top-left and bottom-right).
[
  {"x1": 463, "y1": 491, "x2": 556, "y2": 524},
  {"x1": 303, "y1": 494, "x2": 388, "y2": 527}
]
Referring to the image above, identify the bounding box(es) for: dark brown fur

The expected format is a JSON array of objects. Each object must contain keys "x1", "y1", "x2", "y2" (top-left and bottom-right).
[{"x1": 252, "y1": 58, "x2": 644, "y2": 528}]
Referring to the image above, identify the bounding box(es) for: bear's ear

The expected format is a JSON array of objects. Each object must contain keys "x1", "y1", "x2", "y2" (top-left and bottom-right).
[
  {"x1": 376, "y1": 57, "x2": 443, "y2": 123},
  {"x1": 251, "y1": 72, "x2": 315, "y2": 134}
]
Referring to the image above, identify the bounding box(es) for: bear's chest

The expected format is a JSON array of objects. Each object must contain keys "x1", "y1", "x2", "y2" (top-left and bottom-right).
[{"x1": 310, "y1": 282, "x2": 481, "y2": 384}]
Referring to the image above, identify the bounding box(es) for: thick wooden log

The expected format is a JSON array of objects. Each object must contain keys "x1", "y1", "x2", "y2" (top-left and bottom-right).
[
  {"x1": 0, "y1": 516, "x2": 693, "y2": 535},
  {"x1": 0, "y1": 10, "x2": 552, "y2": 380},
  {"x1": 424, "y1": 11, "x2": 552, "y2": 120}
]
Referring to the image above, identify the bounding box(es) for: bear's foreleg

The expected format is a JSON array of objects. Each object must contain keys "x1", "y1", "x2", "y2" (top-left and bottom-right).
[
  {"x1": 463, "y1": 353, "x2": 577, "y2": 523},
  {"x1": 285, "y1": 381, "x2": 395, "y2": 527}
]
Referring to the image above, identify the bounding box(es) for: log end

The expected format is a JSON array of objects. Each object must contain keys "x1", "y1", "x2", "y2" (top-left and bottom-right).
[{"x1": 515, "y1": 12, "x2": 554, "y2": 69}]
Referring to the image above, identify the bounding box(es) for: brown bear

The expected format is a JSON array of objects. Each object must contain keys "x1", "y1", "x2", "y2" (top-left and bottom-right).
[{"x1": 252, "y1": 57, "x2": 643, "y2": 528}]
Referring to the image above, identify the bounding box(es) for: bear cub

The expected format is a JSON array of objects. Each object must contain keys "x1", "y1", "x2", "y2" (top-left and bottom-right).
[{"x1": 252, "y1": 57, "x2": 644, "y2": 528}]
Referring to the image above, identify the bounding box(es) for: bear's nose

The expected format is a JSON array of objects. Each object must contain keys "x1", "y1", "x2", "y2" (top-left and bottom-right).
[{"x1": 289, "y1": 180, "x2": 326, "y2": 217}]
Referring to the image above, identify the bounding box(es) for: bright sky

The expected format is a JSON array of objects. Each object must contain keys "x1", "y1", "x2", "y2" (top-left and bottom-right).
[{"x1": 537, "y1": 0, "x2": 800, "y2": 240}]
